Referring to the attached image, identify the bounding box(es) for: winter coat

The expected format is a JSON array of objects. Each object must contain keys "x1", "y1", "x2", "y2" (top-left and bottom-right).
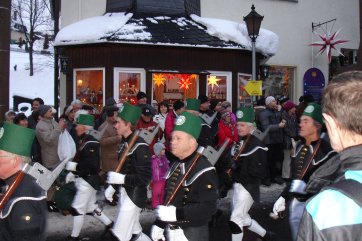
[
  {"x1": 297, "y1": 145, "x2": 362, "y2": 241},
  {"x1": 164, "y1": 110, "x2": 177, "y2": 150},
  {"x1": 35, "y1": 118, "x2": 62, "y2": 169},
  {"x1": 152, "y1": 155, "x2": 169, "y2": 182},
  {"x1": 258, "y1": 107, "x2": 284, "y2": 145},
  {"x1": 136, "y1": 118, "x2": 159, "y2": 155},
  {"x1": 281, "y1": 110, "x2": 299, "y2": 149},
  {"x1": 0, "y1": 174, "x2": 47, "y2": 241},
  {"x1": 98, "y1": 118, "x2": 120, "y2": 173},
  {"x1": 159, "y1": 151, "x2": 219, "y2": 228},
  {"x1": 119, "y1": 133, "x2": 152, "y2": 208},
  {"x1": 73, "y1": 133, "x2": 102, "y2": 190},
  {"x1": 217, "y1": 119, "x2": 238, "y2": 148}
]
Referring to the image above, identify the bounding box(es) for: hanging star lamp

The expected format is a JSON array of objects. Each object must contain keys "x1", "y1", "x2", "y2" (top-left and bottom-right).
[
  {"x1": 310, "y1": 29, "x2": 349, "y2": 63},
  {"x1": 178, "y1": 76, "x2": 192, "y2": 90},
  {"x1": 153, "y1": 73, "x2": 165, "y2": 86},
  {"x1": 208, "y1": 76, "x2": 220, "y2": 90}
]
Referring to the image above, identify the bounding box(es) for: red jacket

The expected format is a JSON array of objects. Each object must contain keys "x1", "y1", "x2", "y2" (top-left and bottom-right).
[
  {"x1": 164, "y1": 110, "x2": 177, "y2": 151},
  {"x1": 136, "y1": 118, "x2": 159, "y2": 155},
  {"x1": 217, "y1": 120, "x2": 238, "y2": 148}
]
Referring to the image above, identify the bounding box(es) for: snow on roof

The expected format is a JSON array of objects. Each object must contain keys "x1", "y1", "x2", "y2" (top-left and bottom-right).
[
  {"x1": 55, "y1": 12, "x2": 133, "y2": 45},
  {"x1": 55, "y1": 12, "x2": 278, "y2": 56},
  {"x1": 190, "y1": 14, "x2": 278, "y2": 56}
]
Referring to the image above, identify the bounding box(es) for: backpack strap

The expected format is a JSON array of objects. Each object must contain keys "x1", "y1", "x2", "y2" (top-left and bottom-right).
[{"x1": 327, "y1": 179, "x2": 362, "y2": 207}]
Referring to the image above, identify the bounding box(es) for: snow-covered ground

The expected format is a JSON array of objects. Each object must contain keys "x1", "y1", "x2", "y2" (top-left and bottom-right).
[{"x1": 9, "y1": 44, "x2": 55, "y2": 110}]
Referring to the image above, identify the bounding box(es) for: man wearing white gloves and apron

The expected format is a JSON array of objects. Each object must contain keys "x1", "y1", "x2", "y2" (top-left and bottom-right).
[
  {"x1": 104, "y1": 103, "x2": 152, "y2": 241},
  {"x1": 150, "y1": 111, "x2": 219, "y2": 241},
  {"x1": 272, "y1": 103, "x2": 335, "y2": 240},
  {"x1": 228, "y1": 107, "x2": 275, "y2": 241},
  {"x1": 65, "y1": 113, "x2": 113, "y2": 241}
]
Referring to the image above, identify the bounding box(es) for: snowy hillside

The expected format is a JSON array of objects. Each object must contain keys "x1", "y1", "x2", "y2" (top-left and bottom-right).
[{"x1": 9, "y1": 47, "x2": 54, "y2": 109}]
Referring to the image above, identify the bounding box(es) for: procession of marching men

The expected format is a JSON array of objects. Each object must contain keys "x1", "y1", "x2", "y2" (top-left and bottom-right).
[{"x1": 1, "y1": 71, "x2": 362, "y2": 241}]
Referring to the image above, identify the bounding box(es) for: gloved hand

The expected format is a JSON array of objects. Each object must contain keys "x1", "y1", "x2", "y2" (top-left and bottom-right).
[
  {"x1": 105, "y1": 185, "x2": 116, "y2": 202},
  {"x1": 65, "y1": 172, "x2": 75, "y2": 184},
  {"x1": 65, "y1": 161, "x2": 77, "y2": 172},
  {"x1": 150, "y1": 225, "x2": 165, "y2": 241},
  {"x1": 107, "y1": 171, "x2": 125, "y2": 185},
  {"x1": 272, "y1": 196, "x2": 286, "y2": 216},
  {"x1": 156, "y1": 205, "x2": 177, "y2": 222},
  {"x1": 166, "y1": 228, "x2": 188, "y2": 241},
  {"x1": 289, "y1": 179, "x2": 307, "y2": 194}
]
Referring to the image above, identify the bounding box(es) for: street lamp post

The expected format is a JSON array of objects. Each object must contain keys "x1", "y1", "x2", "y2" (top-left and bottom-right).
[{"x1": 244, "y1": 4, "x2": 264, "y2": 104}]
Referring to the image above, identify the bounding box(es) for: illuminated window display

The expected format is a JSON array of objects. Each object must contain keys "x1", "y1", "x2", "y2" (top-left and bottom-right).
[
  {"x1": 152, "y1": 73, "x2": 198, "y2": 106},
  {"x1": 207, "y1": 75, "x2": 227, "y2": 101},
  {"x1": 74, "y1": 68, "x2": 104, "y2": 112}
]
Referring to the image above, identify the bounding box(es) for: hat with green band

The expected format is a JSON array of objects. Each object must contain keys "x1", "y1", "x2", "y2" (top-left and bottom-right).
[
  {"x1": 236, "y1": 107, "x2": 254, "y2": 123},
  {"x1": 118, "y1": 102, "x2": 142, "y2": 126},
  {"x1": 185, "y1": 98, "x2": 200, "y2": 111},
  {"x1": 0, "y1": 122, "x2": 35, "y2": 157},
  {"x1": 173, "y1": 111, "x2": 202, "y2": 140},
  {"x1": 76, "y1": 114, "x2": 95, "y2": 127},
  {"x1": 302, "y1": 103, "x2": 323, "y2": 124}
]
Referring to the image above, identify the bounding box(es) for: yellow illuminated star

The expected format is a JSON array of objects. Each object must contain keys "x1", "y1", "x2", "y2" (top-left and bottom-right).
[
  {"x1": 153, "y1": 73, "x2": 165, "y2": 87},
  {"x1": 208, "y1": 76, "x2": 220, "y2": 90}
]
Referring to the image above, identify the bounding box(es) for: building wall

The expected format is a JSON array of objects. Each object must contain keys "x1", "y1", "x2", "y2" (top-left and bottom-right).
[
  {"x1": 61, "y1": 0, "x2": 106, "y2": 28},
  {"x1": 200, "y1": 0, "x2": 360, "y2": 101}
]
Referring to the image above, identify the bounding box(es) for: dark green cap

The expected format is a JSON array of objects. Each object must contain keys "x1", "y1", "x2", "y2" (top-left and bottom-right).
[
  {"x1": 236, "y1": 107, "x2": 254, "y2": 123},
  {"x1": 76, "y1": 114, "x2": 94, "y2": 127},
  {"x1": 186, "y1": 98, "x2": 200, "y2": 111},
  {"x1": 173, "y1": 111, "x2": 202, "y2": 140},
  {"x1": 118, "y1": 103, "x2": 141, "y2": 126},
  {"x1": 302, "y1": 103, "x2": 323, "y2": 124},
  {"x1": 0, "y1": 122, "x2": 35, "y2": 157}
]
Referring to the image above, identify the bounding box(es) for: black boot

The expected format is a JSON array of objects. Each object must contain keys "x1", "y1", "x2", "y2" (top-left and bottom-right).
[{"x1": 263, "y1": 231, "x2": 277, "y2": 241}]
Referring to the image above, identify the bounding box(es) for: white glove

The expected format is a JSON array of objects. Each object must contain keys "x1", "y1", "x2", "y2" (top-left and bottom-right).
[
  {"x1": 167, "y1": 228, "x2": 188, "y2": 241},
  {"x1": 105, "y1": 185, "x2": 116, "y2": 202},
  {"x1": 289, "y1": 179, "x2": 307, "y2": 194},
  {"x1": 156, "y1": 205, "x2": 177, "y2": 222},
  {"x1": 65, "y1": 161, "x2": 77, "y2": 172},
  {"x1": 65, "y1": 172, "x2": 75, "y2": 184},
  {"x1": 107, "y1": 171, "x2": 125, "y2": 184},
  {"x1": 150, "y1": 225, "x2": 165, "y2": 241},
  {"x1": 273, "y1": 196, "x2": 286, "y2": 216}
]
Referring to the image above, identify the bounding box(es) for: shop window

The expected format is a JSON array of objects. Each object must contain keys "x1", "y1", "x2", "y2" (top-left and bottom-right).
[
  {"x1": 264, "y1": 66, "x2": 295, "y2": 100},
  {"x1": 206, "y1": 72, "x2": 231, "y2": 102},
  {"x1": 74, "y1": 68, "x2": 105, "y2": 112},
  {"x1": 238, "y1": 73, "x2": 253, "y2": 108},
  {"x1": 152, "y1": 73, "x2": 198, "y2": 106},
  {"x1": 114, "y1": 68, "x2": 145, "y2": 105}
]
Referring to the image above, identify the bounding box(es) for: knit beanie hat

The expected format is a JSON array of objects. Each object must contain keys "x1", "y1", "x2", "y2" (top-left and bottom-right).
[
  {"x1": 265, "y1": 96, "x2": 276, "y2": 106},
  {"x1": 153, "y1": 142, "x2": 165, "y2": 156},
  {"x1": 198, "y1": 95, "x2": 209, "y2": 104},
  {"x1": 38, "y1": 105, "x2": 52, "y2": 117},
  {"x1": 65, "y1": 105, "x2": 74, "y2": 116},
  {"x1": 283, "y1": 100, "x2": 296, "y2": 111},
  {"x1": 173, "y1": 100, "x2": 185, "y2": 112}
]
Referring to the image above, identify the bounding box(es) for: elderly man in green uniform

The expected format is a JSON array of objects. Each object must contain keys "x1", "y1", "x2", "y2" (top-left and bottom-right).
[
  {"x1": 272, "y1": 103, "x2": 336, "y2": 241},
  {"x1": 0, "y1": 123, "x2": 47, "y2": 241},
  {"x1": 151, "y1": 111, "x2": 219, "y2": 241},
  {"x1": 105, "y1": 103, "x2": 152, "y2": 241},
  {"x1": 228, "y1": 108, "x2": 274, "y2": 241},
  {"x1": 65, "y1": 113, "x2": 113, "y2": 241}
]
